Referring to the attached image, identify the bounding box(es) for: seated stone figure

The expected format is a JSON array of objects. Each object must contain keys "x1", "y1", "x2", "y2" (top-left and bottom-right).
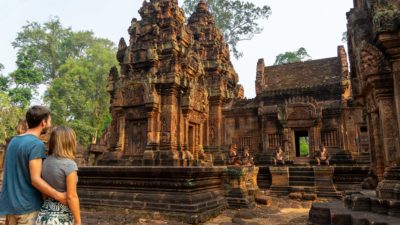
[
  {"x1": 315, "y1": 146, "x2": 331, "y2": 165},
  {"x1": 272, "y1": 146, "x2": 285, "y2": 165},
  {"x1": 228, "y1": 144, "x2": 241, "y2": 166},
  {"x1": 241, "y1": 146, "x2": 254, "y2": 166}
]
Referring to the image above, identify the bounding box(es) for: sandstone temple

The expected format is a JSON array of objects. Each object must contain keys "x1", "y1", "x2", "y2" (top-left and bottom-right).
[
  {"x1": 79, "y1": 0, "x2": 400, "y2": 224},
  {"x1": 1, "y1": 0, "x2": 398, "y2": 224},
  {"x1": 91, "y1": 0, "x2": 367, "y2": 169}
]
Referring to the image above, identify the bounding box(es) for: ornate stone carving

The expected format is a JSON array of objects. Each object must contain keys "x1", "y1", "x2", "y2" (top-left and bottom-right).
[{"x1": 358, "y1": 40, "x2": 391, "y2": 76}]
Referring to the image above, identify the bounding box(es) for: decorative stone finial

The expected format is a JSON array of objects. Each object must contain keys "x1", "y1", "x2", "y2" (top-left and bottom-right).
[
  {"x1": 116, "y1": 38, "x2": 127, "y2": 63},
  {"x1": 197, "y1": 0, "x2": 209, "y2": 11}
]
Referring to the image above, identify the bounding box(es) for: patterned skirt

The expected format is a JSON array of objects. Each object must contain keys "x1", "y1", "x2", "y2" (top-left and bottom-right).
[{"x1": 35, "y1": 199, "x2": 74, "y2": 225}]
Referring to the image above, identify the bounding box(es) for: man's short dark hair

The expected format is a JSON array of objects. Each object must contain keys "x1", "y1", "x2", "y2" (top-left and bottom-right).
[{"x1": 26, "y1": 106, "x2": 51, "y2": 129}]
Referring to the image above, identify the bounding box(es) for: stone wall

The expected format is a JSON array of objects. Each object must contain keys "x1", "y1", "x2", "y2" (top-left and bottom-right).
[
  {"x1": 223, "y1": 46, "x2": 367, "y2": 166},
  {"x1": 347, "y1": 0, "x2": 400, "y2": 179}
]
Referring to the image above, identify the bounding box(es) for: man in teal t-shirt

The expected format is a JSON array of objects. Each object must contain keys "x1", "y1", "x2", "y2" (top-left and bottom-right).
[{"x1": 0, "y1": 106, "x2": 67, "y2": 225}]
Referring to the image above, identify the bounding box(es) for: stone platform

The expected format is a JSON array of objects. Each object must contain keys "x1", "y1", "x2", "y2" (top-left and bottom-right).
[{"x1": 78, "y1": 166, "x2": 228, "y2": 224}]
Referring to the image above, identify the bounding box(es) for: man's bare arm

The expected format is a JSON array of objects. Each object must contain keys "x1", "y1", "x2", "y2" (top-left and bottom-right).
[{"x1": 29, "y1": 158, "x2": 67, "y2": 205}]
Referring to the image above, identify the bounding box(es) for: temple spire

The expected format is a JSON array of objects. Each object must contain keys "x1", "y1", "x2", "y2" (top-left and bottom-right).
[{"x1": 197, "y1": 0, "x2": 209, "y2": 12}]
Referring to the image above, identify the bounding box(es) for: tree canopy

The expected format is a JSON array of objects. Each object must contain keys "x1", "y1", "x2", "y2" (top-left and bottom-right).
[
  {"x1": 45, "y1": 39, "x2": 117, "y2": 146},
  {"x1": 0, "y1": 63, "x2": 8, "y2": 92},
  {"x1": 12, "y1": 18, "x2": 71, "y2": 82},
  {"x1": 182, "y1": 0, "x2": 271, "y2": 59},
  {"x1": 273, "y1": 47, "x2": 311, "y2": 65},
  {"x1": 8, "y1": 17, "x2": 118, "y2": 146},
  {"x1": 0, "y1": 63, "x2": 25, "y2": 144}
]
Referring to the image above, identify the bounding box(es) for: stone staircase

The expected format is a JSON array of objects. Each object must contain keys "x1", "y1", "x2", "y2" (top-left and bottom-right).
[
  {"x1": 270, "y1": 166, "x2": 342, "y2": 199},
  {"x1": 289, "y1": 166, "x2": 316, "y2": 195},
  {"x1": 355, "y1": 152, "x2": 371, "y2": 165},
  {"x1": 289, "y1": 166, "x2": 315, "y2": 187}
]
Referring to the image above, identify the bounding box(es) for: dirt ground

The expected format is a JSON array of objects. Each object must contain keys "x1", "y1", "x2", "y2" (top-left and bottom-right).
[{"x1": 0, "y1": 197, "x2": 332, "y2": 225}]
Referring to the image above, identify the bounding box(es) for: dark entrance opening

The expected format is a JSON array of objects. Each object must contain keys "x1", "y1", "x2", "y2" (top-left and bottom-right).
[{"x1": 295, "y1": 130, "x2": 309, "y2": 157}]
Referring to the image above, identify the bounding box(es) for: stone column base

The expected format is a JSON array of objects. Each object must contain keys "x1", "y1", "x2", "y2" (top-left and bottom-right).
[
  {"x1": 269, "y1": 166, "x2": 290, "y2": 195},
  {"x1": 224, "y1": 166, "x2": 259, "y2": 208},
  {"x1": 314, "y1": 166, "x2": 341, "y2": 198}
]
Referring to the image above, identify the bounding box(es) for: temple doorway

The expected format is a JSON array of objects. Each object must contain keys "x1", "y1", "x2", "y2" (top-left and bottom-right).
[
  {"x1": 126, "y1": 120, "x2": 147, "y2": 156},
  {"x1": 295, "y1": 130, "x2": 309, "y2": 157}
]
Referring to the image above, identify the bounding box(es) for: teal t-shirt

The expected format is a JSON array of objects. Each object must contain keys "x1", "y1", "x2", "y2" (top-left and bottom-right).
[{"x1": 0, "y1": 134, "x2": 46, "y2": 215}]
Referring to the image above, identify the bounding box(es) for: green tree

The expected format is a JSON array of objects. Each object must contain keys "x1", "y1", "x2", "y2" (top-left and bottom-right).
[
  {"x1": 11, "y1": 18, "x2": 118, "y2": 145},
  {"x1": 0, "y1": 64, "x2": 25, "y2": 144},
  {"x1": 182, "y1": 0, "x2": 271, "y2": 59},
  {"x1": 8, "y1": 48, "x2": 43, "y2": 107},
  {"x1": 0, "y1": 93, "x2": 25, "y2": 144},
  {"x1": 0, "y1": 63, "x2": 8, "y2": 92},
  {"x1": 11, "y1": 17, "x2": 98, "y2": 82},
  {"x1": 45, "y1": 39, "x2": 117, "y2": 146},
  {"x1": 273, "y1": 47, "x2": 311, "y2": 65}
]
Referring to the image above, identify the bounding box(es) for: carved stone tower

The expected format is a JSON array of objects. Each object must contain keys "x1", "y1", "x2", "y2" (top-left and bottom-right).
[
  {"x1": 105, "y1": 0, "x2": 210, "y2": 165},
  {"x1": 188, "y1": 0, "x2": 243, "y2": 150}
]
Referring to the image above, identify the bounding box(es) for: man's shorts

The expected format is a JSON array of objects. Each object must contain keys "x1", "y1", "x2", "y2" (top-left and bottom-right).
[{"x1": 6, "y1": 211, "x2": 38, "y2": 225}]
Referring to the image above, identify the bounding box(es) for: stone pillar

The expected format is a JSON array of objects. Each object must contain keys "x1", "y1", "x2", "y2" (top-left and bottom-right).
[
  {"x1": 269, "y1": 166, "x2": 290, "y2": 195},
  {"x1": 393, "y1": 61, "x2": 400, "y2": 163},
  {"x1": 375, "y1": 60, "x2": 400, "y2": 204},
  {"x1": 106, "y1": 110, "x2": 118, "y2": 151},
  {"x1": 158, "y1": 89, "x2": 180, "y2": 166},
  {"x1": 371, "y1": 112, "x2": 385, "y2": 180},
  {"x1": 182, "y1": 114, "x2": 190, "y2": 166},
  {"x1": 217, "y1": 98, "x2": 223, "y2": 148},
  {"x1": 209, "y1": 98, "x2": 223, "y2": 148},
  {"x1": 283, "y1": 128, "x2": 291, "y2": 159},
  {"x1": 199, "y1": 122, "x2": 204, "y2": 153},
  {"x1": 376, "y1": 96, "x2": 398, "y2": 165},
  {"x1": 310, "y1": 125, "x2": 321, "y2": 157},
  {"x1": 143, "y1": 111, "x2": 157, "y2": 165},
  {"x1": 146, "y1": 111, "x2": 155, "y2": 144},
  {"x1": 117, "y1": 116, "x2": 126, "y2": 152},
  {"x1": 366, "y1": 113, "x2": 378, "y2": 175}
]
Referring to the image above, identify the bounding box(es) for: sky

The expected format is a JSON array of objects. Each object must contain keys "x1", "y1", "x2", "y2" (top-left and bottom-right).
[{"x1": 0, "y1": 0, "x2": 354, "y2": 99}]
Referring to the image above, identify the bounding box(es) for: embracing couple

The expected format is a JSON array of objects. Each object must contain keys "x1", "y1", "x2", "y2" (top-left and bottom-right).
[{"x1": 0, "y1": 106, "x2": 81, "y2": 225}]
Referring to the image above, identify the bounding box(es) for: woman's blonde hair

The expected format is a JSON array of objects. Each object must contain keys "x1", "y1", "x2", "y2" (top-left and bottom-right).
[
  {"x1": 16, "y1": 119, "x2": 28, "y2": 135},
  {"x1": 48, "y1": 126, "x2": 77, "y2": 159}
]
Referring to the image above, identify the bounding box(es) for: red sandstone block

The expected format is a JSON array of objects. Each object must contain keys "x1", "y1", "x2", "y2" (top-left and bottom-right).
[{"x1": 255, "y1": 194, "x2": 271, "y2": 205}]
